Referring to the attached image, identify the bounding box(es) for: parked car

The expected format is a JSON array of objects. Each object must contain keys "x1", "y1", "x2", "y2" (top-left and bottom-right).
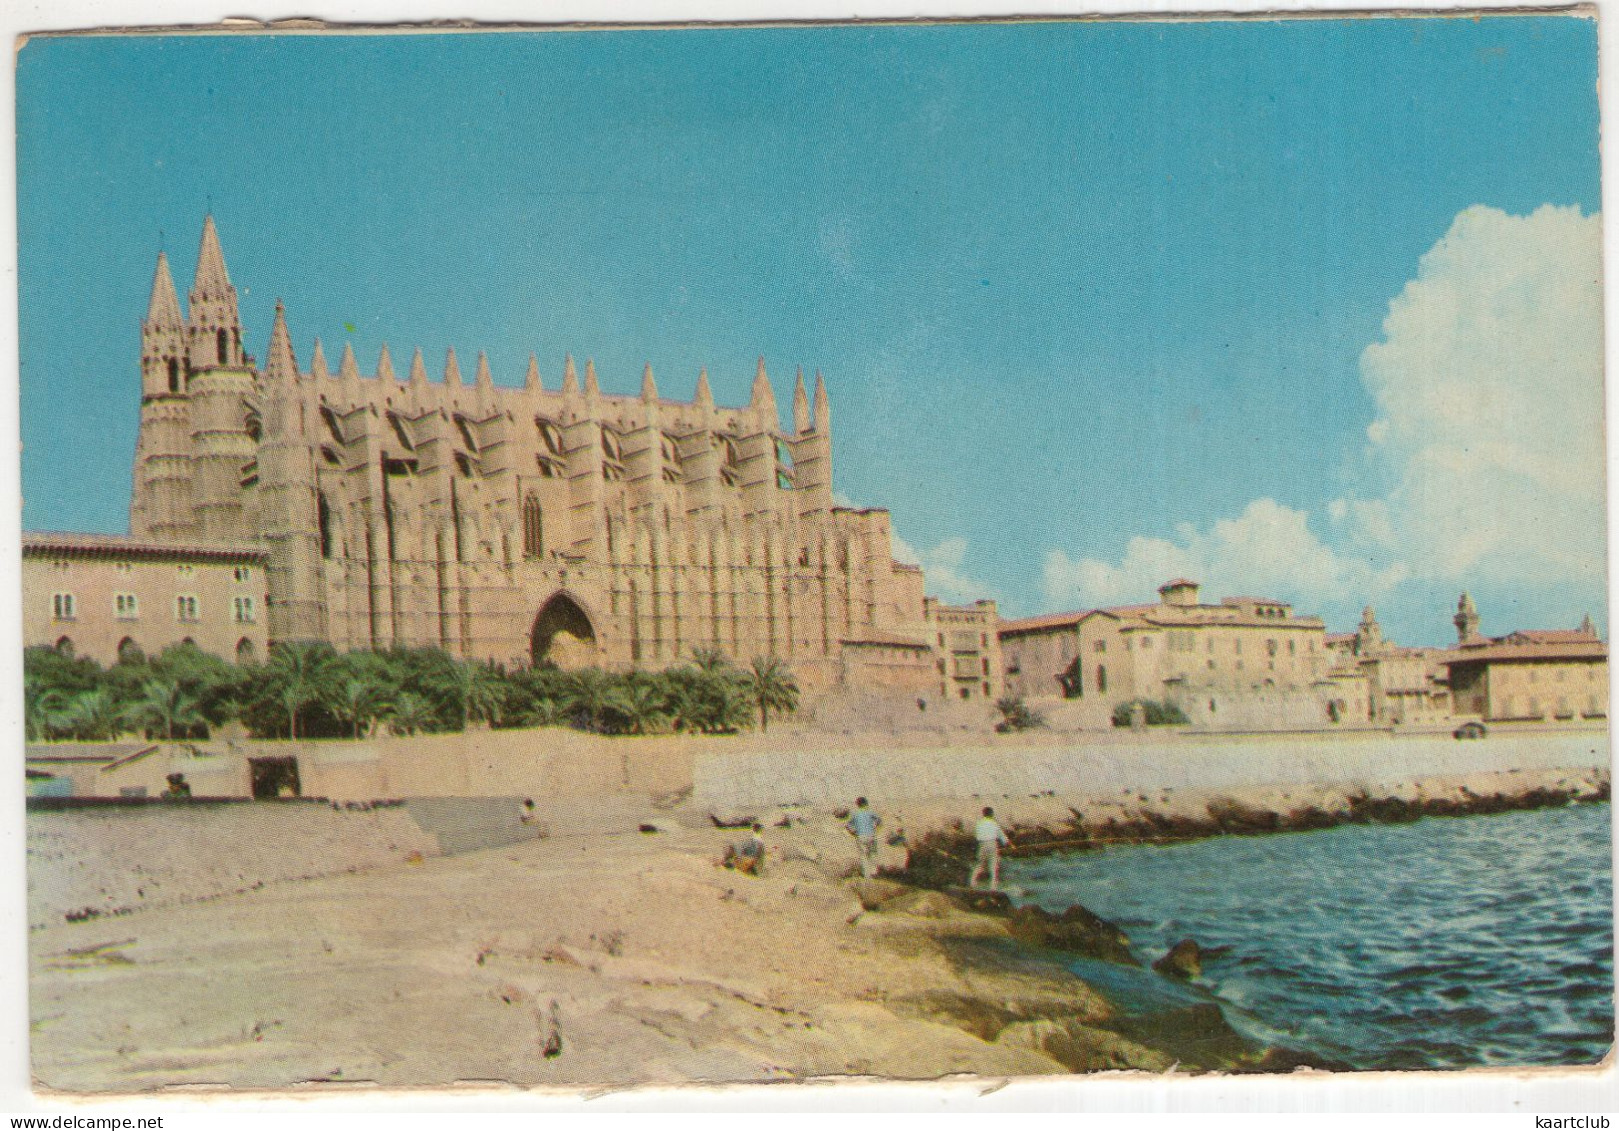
[{"x1": 1453, "y1": 721, "x2": 1488, "y2": 740}]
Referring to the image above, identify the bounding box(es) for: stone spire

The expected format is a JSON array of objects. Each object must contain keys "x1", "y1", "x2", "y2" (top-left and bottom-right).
[
  {"x1": 525, "y1": 354, "x2": 542, "y2": 392},
  {"x1": 376, "y1": 344, "x2": 397, "y2": 383},
  {"x1": 444, "y1": 348, "x2": 464, "y2": 388},
  {"x1": 264, "y1": 301, "x2": 298, "y2": 382},
  {"x1": 694, "y1": 368, "x2": 715, "y2": 411},
  {"x1": 1580, "y1": 612, "x2": 1597, "y2": 638},
  {"x1": 475, "y1": 351, "x2": 494, "y2": 393},
  {"x1": 146, "y1": 251, "x2": 183, "y2": 325},
  {"x1": 191, "y1": 215, "x2": 233, "y2": 298},
  {"x1": 310, "y1": 339, "x2": 330, "y2": 380},
  {"x1": 792, "y1": 367, "x2": 810, "y2": 434},
  {"x1": 408, "y1": 348, "x2": 428, "y2": 388},
  {"x1": 562, "y1": 355, "x2": 580, "y2": 396},
  {"x1": 1355, "y1": 606, "x2": 1385, "y2": 656},
  {"x1": 642, "y1": 363, "x2": 658, "y2": 401},
  {"x1": 584, "y1": 359, "x2": 601, "y2": 399},
  {"x1": 812, "y1": 370, "x2": 830, "y2": 431},
  {"x1": 749, "y1": 357, "x2": 776, "y2": 420},
  {"x1": 339, "y1": 342, "x2": 361, "y2": 384},
  {"x1": 1454, "y1": 592, "x2": 1480, "y2": 644}
]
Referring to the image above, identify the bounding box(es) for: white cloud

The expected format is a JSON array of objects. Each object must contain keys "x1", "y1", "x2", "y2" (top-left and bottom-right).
[
  {"x1": 1042, "y1": 203, "x2": 1604, "y2": 625},
  {"x1": 1344, "y1": 203, "x2": 1606, "y2": 589},
  {"x1": 1042, "y1": 498, "x2": 1406, "y2": 611},
  {"x1": 892, "y1": 532, "x2": 999, "y2": 605}
]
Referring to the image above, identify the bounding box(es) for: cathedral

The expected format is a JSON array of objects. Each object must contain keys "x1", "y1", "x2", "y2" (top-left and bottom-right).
[{"x1": 103, "y1": 217, "x2": 1001, "y2": 698}]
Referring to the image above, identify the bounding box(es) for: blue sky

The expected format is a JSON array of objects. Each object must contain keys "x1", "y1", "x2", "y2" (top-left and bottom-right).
[{"x1": 16, "y1": 17, "x2": 1604, "y2": 644}]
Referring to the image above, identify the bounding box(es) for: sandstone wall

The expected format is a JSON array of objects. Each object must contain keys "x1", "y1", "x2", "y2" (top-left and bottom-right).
[{"x1": 691, "y1": 731, "x2": 1611, "y2": 811}]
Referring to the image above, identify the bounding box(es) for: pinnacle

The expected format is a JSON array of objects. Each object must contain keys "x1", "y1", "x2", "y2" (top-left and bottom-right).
[
  {"x1": 813, "y1": 370, "x2": 830, "y2": 427},
  {"x1": 408, "y1": 348, "x2": 428, "y2": 386},
  {"x1": 642, "y1": 363, "x2": 658, "y2": 401},
  {"x1": 792, "y1": 367, "x2": 811, "y2": 433},
  {"x1": 265, "y1": 300, "x2": 298, "y2": 382},
  {"x1": 475, "y1": 351, "x2": 494, "y2": 388},
  {"x1": 310, "y1": 338, "x2": 330, "y2": 379},
  {"x1": 445, "y1": 348, "x2": 464, "y2": 387},
  {"x1": 191, "y1": 214, "x2": 234, "y2": 298},
  {"x1": 562, "y1": 355, "x2": 580, "y2": 395},
  {"x1": 749, "y1": 356, "x2": 776, "y2": 412},
  {"x1": 146, "y1": 251, "x2": 183, "y2": 325},
  {"x1": 339, "y1": 342, "x2": 361, "y2": 382},
  {"x1": 694, "y1": 368, "x2": 715, "y2": 410},
  {"x1": 376, "y1": 344, "x2": 397, "y2": 382},
  {"x1": 525, "y1": 354, "x2": 542, "y2": 391},
  {"x1": 584, "y1": 360, "x2": 600, "y2": 398}
]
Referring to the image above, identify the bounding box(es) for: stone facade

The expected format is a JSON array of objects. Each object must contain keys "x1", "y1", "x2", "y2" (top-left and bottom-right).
[
  {"x1": 22, "y1": 532, "x2": 269, "y2": 666},
  {"x1": 1444, "y1": 615, "x2": 1608, "y2": 723},
  {"x1": 107, "y1": 217, "x2": 983, "y2": 687},
  {"x1": 999, "y1": 579, "x2": 1338, "y2": 730}
]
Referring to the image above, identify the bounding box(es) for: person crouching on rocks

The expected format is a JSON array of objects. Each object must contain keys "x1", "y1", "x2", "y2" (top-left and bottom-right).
[
  {"x1": 724, "y1": 823, "x2": 767, "y2": 876},
  {"x1": 846, "y1": 797, "x2": 882, "y2": 879},
  {"x1": 969, "y1": 806, "x2": 1010, "y2": 891}
]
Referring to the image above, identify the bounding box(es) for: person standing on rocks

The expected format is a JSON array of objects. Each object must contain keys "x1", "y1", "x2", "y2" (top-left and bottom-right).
[
  {"x1": 846, "y1": 797, "x2": 882, "y2": 879},
  {"x1": 969, "y1": 806, "x2": 1011, "y2": 891}
]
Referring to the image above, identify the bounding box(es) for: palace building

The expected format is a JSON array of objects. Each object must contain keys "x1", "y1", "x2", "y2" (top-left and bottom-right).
[{"x1": 29, "y1": 217, "x2": 999, "y2": 696}]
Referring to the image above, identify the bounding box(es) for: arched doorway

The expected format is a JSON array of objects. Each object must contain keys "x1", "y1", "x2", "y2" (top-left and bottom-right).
[
  {"x1": 236, "y1": 637, "x2": 256, "y2": 664},
  {"x1": 530, "y1": 592, "x2": 597, "y2": 669}
]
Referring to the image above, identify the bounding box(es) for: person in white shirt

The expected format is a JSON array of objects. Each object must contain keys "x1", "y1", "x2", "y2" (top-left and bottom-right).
[{"x1": 969, "y1": 806, "x2": 1011, "y2": 890}]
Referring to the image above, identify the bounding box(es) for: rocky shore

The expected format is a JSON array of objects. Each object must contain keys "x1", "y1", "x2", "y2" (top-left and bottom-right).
[{"x1": 27, "y1": 762, "x2": 1610, "y2": 1092}]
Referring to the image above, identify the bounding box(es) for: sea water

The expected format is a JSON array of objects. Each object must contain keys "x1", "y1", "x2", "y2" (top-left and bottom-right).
[{"x1": 1005, "y1": 802, "x2": 1614, "y2": 1070}]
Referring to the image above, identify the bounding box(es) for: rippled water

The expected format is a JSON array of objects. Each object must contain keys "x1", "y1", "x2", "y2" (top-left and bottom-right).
[{"x1": 1007, "y1": 803, "x2": 1614, "y2": 1070}]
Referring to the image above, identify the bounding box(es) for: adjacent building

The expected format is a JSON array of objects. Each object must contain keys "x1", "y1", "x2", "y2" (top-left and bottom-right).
[
  {"x1": 1444, "y1": 598, "x2": 1607, "y2": 723},
  {"x1": 22, "y1": 532, "x2": 269, "y2": 666}
]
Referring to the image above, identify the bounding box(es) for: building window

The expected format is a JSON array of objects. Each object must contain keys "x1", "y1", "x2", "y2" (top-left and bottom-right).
[
  {"x1": 55, "y1": 636, "x2": 74, "y2": 657},
  {"x1": 217, "y1": 328, "x2": 229, "y2": 365},
  {"x1": 234, "y1": 566, "x2": 252, "y2": 583},
  {"x1": 176, "y1": 595, "x2": 200, "y2": 622},
  {"x1": 167, "y1": 357, "x2": 179, "y2": 392},
  {"x1": 1096, "y1": 665, "x2": 1107, "y2": 694},
  {"x1": 318, "y1": 493, "x2": 334, "y2": 559},
  {"x1": 233, "y1": 596, "x2": 256, "y2": 623},
  {"x1": 51, "y1": 593, "x2": 75, "y2": 620},
  {"x1": 522, "y1": 494, "x2": 544, "y2": 559},
  {"x1": 237, "y1": 637, "x2": 256, "y2": 664},
  {"x1": 114, "y1": 593, "x2": 138, "y2": 619}
]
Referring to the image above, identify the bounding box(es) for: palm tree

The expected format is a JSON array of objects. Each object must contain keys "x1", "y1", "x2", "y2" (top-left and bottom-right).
[
  {"x1": 59, "y1": 689, "x2": 125, "y2": 742},
  {"x1": 326, "y1": 676, "x2": 393, "y2": 739},
  {"x1": 387, "y1": 692, "x2": 437, "y2": 736},
  {"x1": 267, "y1": 640, "x2": 335, "y2": 739},
  {"x1": 565, "y1": 668, "x2": 617, "y2": 733},
  {"x1": 128, "y1": 678, "x2": 204, "y2": 741},
  {"x1": 24, "y1": 679, "x2": 70, "y2": 741},
  {"x1": 607, "y1": 676, "x2": 668, "y2": 735},
  {"x1": 690, "y1": 647, "x2": 731, "y2": 673},
  {"x1": 744, "y1": 656, "x2": 799, "y2": 734}
]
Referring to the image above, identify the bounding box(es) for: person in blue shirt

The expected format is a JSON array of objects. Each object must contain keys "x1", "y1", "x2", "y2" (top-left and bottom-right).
[{"x1": 846, "y1": 797, "x2": 882, "y2": 879}]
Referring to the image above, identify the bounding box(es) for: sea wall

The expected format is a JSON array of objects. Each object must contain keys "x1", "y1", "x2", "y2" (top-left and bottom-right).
[
  {"x1": 25, "y1": 796, "x2": 542, "y2": 929},
  {"x1": 692, "y1": 731, "x2": 1610, "y2": 811}
]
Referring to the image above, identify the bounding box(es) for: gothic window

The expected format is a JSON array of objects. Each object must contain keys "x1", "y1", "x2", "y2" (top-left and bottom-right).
[
  {"x1": 167, "y1": 357, "x2": 179, "y2": 392},
  {"x1": 236, "y1": 637, "x2": 256, "y2": 664},
  {"x1": 217, "y1": 328, "x2": 229, "y2": 365},
  {"x1": 54, "y1": 637, "x2": 74, "y2": 657},
  {"x1": 522, "y1": 494, "x2": 543, "y2": 559},
  {"x1": 114, "y1": 593, "x2": 138, "y2": 619},
  {"x1": 234, "y1": 566, "x2": 251, "y2": 582},
  {"x1": 244, "y1": 411, "x2": 262, "y2": 442},
  {"x1": 318, "y1": 493, "x2": 333, "y2": 559},
  {"x1": 118, "y1": 637, "x2": 143, "y2": 663},
  {"x1": 175, "y1": 595, "x2": 200, "y2": 622},
  {"x1": 51, "y1": 593, "x2": 75, "y2": 620},
  {"x1": 233, "y1": 596, "x2": 256, "y2": 623}
]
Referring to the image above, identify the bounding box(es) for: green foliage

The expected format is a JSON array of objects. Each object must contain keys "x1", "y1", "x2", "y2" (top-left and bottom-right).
[
  {"x1": 1110, "y1": 698, "x2": 1191, "y2": 727},
  {"x1": 23, "y1": 640, "x2": 799, "y2": 742},
  {"x1": 994, "y1": 695, "x2": 1046, "y2": 733}
]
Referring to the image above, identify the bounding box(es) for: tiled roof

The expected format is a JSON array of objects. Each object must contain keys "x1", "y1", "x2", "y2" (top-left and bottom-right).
[
  {"x1": 1442, "y1": 641, "x2": 1608, "y2": 665},
  {"x1": 24, "y1": 531, "x2": 266, "y2": 562},
  {"x1": 998, "y1": 611, "x2": 1089, "y2": 635}
]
